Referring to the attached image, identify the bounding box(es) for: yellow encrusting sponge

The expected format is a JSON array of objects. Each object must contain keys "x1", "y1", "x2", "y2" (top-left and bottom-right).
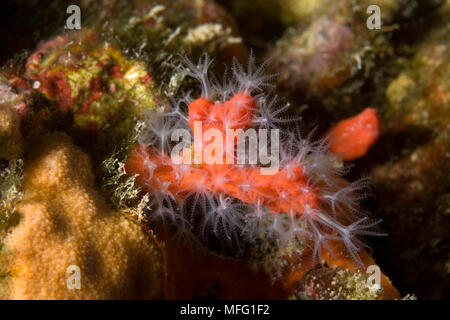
[{"x1": 1, "y1": 132, "x2": 164, "y2": 299}]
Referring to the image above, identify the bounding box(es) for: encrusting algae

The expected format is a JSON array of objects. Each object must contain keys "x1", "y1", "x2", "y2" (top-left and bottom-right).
[
  {"x1": 0, "y1": 133, "x2": 164, "y2": 299},
  {"x1": 365, "y1": 12, "x2": 450, "y2": 299},
  {"x1": 292, "y1": 266, "x2": 382, "y2": 300}
]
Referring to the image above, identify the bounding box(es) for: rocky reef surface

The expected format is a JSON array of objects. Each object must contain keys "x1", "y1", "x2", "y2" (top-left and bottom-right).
[{"x1": 0, "y1": 0, "x2": 448, "y2": 299}]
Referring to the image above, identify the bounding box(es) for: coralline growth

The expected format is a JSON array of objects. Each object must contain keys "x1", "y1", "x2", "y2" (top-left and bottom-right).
[{"x1": 125, "y1": 55, "x2": 383, "y2": 269}]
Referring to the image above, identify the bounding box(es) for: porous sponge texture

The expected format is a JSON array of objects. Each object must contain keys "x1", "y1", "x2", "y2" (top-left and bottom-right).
[{"x1": 1, "y1": 133, "x2": 164, "y2": 299}]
